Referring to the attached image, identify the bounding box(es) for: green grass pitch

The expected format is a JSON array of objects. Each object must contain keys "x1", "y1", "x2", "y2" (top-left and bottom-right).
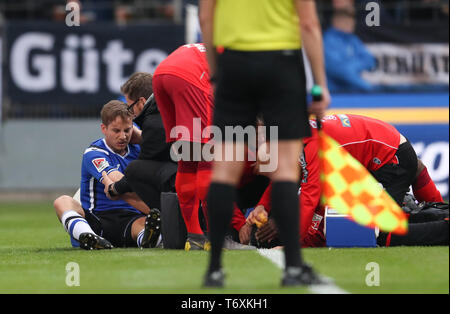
[{"x1": 0, "y1": 202, "x2": 448, "y2": 294}]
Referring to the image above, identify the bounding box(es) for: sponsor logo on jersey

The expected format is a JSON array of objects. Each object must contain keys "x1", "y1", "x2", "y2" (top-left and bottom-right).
[
  {"x1": 311, "y1": 213, "x2": 323, "y2": 231},
  {"x1": 300, "y1": 154, "x2": 309, "y2": 184},
  {"x1": 92, "y1": 158, "x2": 109, "y2": 172}
]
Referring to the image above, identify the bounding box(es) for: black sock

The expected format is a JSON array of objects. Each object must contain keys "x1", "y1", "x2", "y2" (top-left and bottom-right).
[
  {"x1": 207, "y1": 182, "x2": 236, "y2": 273},
  {"x1": 271, "y1": 181, "x2": 302, "y2": 268}
]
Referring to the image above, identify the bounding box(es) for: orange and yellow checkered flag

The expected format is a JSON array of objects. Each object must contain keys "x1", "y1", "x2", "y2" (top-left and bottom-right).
[{"x1": 318, "y1": 129, "x2": 408, "y2": 235}]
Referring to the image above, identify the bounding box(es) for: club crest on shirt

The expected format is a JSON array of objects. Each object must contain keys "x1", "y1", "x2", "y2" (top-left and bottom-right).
[
  {"x1": 92, "y1": 158, "x2": 109, "y2": 172},
  {"x1": 337, "y1": 114, "x2": 351, "y2": 127}
]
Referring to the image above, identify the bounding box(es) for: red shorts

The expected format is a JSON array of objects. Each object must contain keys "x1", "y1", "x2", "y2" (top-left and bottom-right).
[{"x1": 153, "y1": 74, "x2": 213, "y2": 143}]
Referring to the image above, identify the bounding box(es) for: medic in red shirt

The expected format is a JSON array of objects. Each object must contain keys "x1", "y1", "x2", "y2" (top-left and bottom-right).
[{"x1": 242, "y1": 114, "x2": 443, "y2": 248}]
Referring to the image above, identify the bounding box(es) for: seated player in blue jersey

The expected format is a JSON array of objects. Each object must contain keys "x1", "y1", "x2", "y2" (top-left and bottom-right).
[{"x1": 53, "y1": 100, "x2": 162, "y2": 250}]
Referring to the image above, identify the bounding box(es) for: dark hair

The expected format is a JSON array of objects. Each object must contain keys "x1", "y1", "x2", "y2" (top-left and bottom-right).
[
  {"x1": 100, "y1": 100, "x2": 133, "y2": 126},
  {"x1": 120, "y1": 72, "x2": 153, "y2": 101}
]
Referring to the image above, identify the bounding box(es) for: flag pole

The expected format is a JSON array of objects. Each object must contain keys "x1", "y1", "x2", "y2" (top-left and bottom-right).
[{"x1": 311, "y1": 85, "x2": 323, "y2": 130}]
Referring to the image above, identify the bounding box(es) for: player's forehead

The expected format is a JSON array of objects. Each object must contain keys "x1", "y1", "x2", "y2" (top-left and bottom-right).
[{"x1": 106, "y1": 115, "x2": 133, "y2": 129}]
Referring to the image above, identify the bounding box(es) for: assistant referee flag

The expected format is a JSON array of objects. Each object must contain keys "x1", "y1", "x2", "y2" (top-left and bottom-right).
[{"x1": 318, "y1": 129, "x2": 408, "y2": 235}]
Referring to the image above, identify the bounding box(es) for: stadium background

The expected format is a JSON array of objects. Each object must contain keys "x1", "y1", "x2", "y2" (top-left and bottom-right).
[{"x1": 0, "y1": 0, "x2": 448, "y2": 201}]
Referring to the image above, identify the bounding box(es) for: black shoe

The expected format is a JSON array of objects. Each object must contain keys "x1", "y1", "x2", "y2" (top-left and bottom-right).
[
  {"x1": 79, "y1": 233, "x2": 113, "y2": 250},
  {"x1": 281, "y1": 264, "x2": 324, "y2": 286},
  {"x1": 203, "y1": 269, "x2": 225, "y2": 288},
  {"x1": 141, "y1": 208, "x2": 162, "y2": 248}
]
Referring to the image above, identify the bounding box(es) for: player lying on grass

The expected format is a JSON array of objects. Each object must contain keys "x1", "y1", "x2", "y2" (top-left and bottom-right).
[
  {"x1": 53, "y1": 100, "x2": 162, "y2": 250},
  {"x1": 239, "y1": 114, "x2": 448, "y2": 248}
]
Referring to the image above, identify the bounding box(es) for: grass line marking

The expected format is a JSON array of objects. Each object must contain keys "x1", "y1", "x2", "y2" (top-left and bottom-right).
[{"x1": 257, "y1": 248, "x2": 350, "y2": 294}]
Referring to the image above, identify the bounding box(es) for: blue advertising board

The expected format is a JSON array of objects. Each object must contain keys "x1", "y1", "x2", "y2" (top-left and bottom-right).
[{"x1": 395, "y1": 124, "x2": 449, "y2": 199}]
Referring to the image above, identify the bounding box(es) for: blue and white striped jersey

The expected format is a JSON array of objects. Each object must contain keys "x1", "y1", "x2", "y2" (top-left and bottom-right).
[{"x1": 80, "y1": 138, "x2": 140, "y2": 213}]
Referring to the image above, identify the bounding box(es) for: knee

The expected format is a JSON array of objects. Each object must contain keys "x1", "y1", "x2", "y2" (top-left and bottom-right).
[
  {"x1": 131, "y1": 217, "x2": 146, "y2": 240},
  {"x1": 266, "y1": 141, "x2": 302, "y2": 182},
  {"x1": 53, "y1": 195, "x2": 73, "y2": 217},
  {"x1": 210, "y1": 161, "x2": 245, "y2": 186},
  {"x1": 54, "y1": 195, "x2": 72, "y2": 209}
]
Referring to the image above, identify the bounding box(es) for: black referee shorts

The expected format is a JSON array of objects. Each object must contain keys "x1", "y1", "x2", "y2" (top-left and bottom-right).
[{"x1": 213, "y1": 49, "x2": 310, "y2": 141}]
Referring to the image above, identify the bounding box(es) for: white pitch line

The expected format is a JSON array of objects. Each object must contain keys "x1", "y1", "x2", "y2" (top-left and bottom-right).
[{"x1": 257, "y1": 248, "x2": 350, "y2": 294}]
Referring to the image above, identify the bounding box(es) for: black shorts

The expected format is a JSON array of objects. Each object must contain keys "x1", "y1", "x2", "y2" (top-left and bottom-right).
[
  {"x1": 371, "y1": 140, "x2": 418, "y2": 205},
  {"x1": 214, "y1": 49, "x2": 310, "y2": 141},
  {"x1": 83, "y1": 209, "x2": 145, "y2": 248}
]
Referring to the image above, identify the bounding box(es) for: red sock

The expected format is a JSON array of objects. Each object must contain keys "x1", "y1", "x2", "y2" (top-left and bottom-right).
[
  {"x1": 176, "y1": 161, "x2": 203, "y2": 235},
  {"x1": 412, "y1": 166, "x2": 443, "y2": 203},
  {"x1": 197, "y1": 161, "x2": 212, "y2": 232}
]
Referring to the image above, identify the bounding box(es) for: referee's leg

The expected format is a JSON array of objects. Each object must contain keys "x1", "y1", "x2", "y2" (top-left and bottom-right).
[
  {"x1": 264, "y1": 139, "x2": 323, "y2": 286},
  {"x1": 267, "y1": 140, "x2": 303, "y2": 269},
  {"x1": 204, "y1": 141, "x2": 246, "y2": 285}
]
